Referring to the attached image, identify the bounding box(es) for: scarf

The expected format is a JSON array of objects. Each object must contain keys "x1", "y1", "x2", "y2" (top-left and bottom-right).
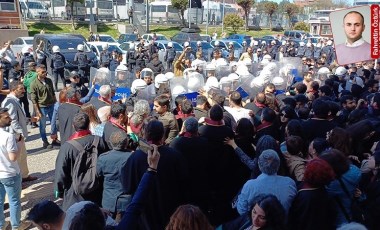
[{"x1": 68, "y1": 130, "x2": 92, "y2": 140}]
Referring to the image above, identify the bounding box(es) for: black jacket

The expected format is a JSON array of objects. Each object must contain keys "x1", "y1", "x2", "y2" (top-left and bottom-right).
[{"x1": 146, "y1": 59, "x2": 165, "y2": 76}]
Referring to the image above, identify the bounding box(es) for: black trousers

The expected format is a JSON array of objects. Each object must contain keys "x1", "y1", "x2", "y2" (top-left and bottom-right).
[
  {"x1": 52, "y1": 69, "x2": 65, "y2": 91},
  {"x1": 20, "y1": 92, "x2": 30, "y2": 118}
]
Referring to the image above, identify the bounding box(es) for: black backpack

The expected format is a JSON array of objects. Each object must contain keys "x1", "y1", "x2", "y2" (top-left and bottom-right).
[
  {"x1": 77, "y1": 53, "x2": 88, "y2": 68},
  {"x1": 166, "y1": 48, "x2": 176, "y2": 61},
  {"x1": 53, "y1": 53, "x2": 65, "y2": 69},
  {"x1": 68, "y1": 136, "x2": 100, "y2": 195}
]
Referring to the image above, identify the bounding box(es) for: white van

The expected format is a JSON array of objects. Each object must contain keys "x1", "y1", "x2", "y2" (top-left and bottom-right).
[{"x1": 20, "y1": 0, "x2": 49, "y2": 19}]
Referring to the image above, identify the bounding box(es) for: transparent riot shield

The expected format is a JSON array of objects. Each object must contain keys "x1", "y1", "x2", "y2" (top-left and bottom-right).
[
  {"x1": 215, "y1": 65, "x2": 231, "y2": 80},
  {"x1": 170, "y1": 77, "x2": 188, "y2": 104},
  {"x1": 187, "y1": 72, "x2": 205, "y2": 93},
  {"x1": 115, "y1": 65, "x2": 133, "y2": 88}
]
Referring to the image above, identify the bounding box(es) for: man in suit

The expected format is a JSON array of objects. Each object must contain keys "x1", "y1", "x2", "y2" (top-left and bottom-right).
[{"x1": 1, "y1": 80, "x2": 37, "y2": 184}]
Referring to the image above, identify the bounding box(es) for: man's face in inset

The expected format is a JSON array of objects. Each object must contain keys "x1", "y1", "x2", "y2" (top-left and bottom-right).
[{"x1": 343, "y1": 12, "x2": 365, "y2": 43}]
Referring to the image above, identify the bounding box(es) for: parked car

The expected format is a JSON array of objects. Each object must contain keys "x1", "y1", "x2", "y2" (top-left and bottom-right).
[
  {"x1": 171, "y1": 32, "x2": 202, "y2": 45},
  {"x1": 200, "y1": 34, "x2": 211, "y2": 43},
  {"x1": 118, "y1": 33, "x2": 139, "y2": 44},
  {"x1": 189, "y1": 41, "x2": 213, "y2": 61},
  {"x1": 284, "y1": 30, "x2": 312, "y2": 40},
  {"x1": 259, "y1": 35, "x2": 282, "y2": 45},
  {"x1": 33, "y1": 34, "x2": 98, "y2": 80},
  {"x1": 11, "y1": 37, "x2": 33, "y2": 58},
  {"x1": 97, "y1": 34, "x2": 118, "y2": 44},
  {"x1": 223, "y1": 34, "x2": 251, "y2": 45},
  {"x1": 210, "y1": 40, "x2": 243, "y2": 59},
  {"x1": 88, "y1": 41, "x2": 126, "y2": 65},
  {"x1": 154, "y1": 40, "x2": 183, "y2": 67},
  {"x1": 118, "y1": 42, "x2": 135, "y2": 52},
  {"x1": 142, "y1": 33, "x2": 169, "y2": 42}
]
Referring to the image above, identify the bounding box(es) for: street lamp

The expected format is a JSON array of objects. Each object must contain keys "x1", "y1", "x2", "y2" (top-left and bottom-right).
[{"x1": 221, "y1": 0, "x2": 225, "y2": 33}]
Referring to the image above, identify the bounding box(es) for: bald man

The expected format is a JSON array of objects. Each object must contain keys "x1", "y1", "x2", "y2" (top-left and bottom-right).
[{"x1": 335, "y1": 11, "x2": 371, "y2": 65}]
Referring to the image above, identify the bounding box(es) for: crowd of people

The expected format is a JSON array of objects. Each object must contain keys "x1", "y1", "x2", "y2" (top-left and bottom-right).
[{"x1": 0, "y1": 28, "x2": 380, "y2": 230}]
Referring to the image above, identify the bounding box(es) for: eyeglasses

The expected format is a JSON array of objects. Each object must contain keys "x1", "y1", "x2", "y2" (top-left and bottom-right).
[{"x1": 72, "y1": 76, "x2": 78, "y2": 79}]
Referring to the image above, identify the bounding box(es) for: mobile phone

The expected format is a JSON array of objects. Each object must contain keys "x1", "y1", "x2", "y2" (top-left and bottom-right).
[{"x1": 138, "y1": 138, "x2": 153, "y2": 153}]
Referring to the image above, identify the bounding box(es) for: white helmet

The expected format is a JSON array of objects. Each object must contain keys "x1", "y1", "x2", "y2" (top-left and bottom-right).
[
  {"x1": 172, "y1": 85, "x2": 187, "y2": 96},
  {"x1": 140, "y1": 68, "x2": 154, "y2": 79},
  {"x1": 187, "y1": 72, "x2": 204, "y2": 92},
  {"x1": 77, "y1": 44, "x2": 84, "y2": 51},
  {"x1": 272, "y1": 76, "x2": 284, "y2": 86},
  {"x1": 102, "y1": 43, "x2": 109, "y2": 50},
  {"x1": 167, "y1": 42, "x2": 173, "y2": 48},
  {"x1": 316, "y1": 43, "x2": 321, "y2": 48},
  {"x1": 306, "y1": 42, "x2": 312, "y2": 48},
  {"x1": 236, "y1": 64, "x2": 249, "y2": 76},
  {"x1": 261, "y1": 41, "x2": 266, "y2": 45},
  {"x1": 154, "y1": 74, "x2": 169, "y2": 89},
  {"x1": 327, "y1": 40, "x2": 333, "y2": 46},
  {"x1": 184, "y1": 42, "x2": 189, "y2": 47},
  {"x1": 197, "y1": 41, "x2": 202, "y2": 46},
  {"x1": 165, "y1": 72, "x2": 175, "y2": 80},
  {"x1": 229, "y1": 42, "x2": 234, "y2": 46},
  {"x1": 242, "y1": 40, "x2": 247, "y2": 44},
  {"x1": 214, "y1": 41, "x2": 220, "y2": 46},
  {"x1": 131, "y1": 79, "x2": 147, "y2": 94},
  {"x1": 271, "y1": 40, "x2": 276, "y2": 45},
  {"x1": 335, "y1": 66, "x2": 347, "y2": 76},
  {"x1": 205, "y1": 63, "x2": 216, "y2": 71},
  {"x1": 205, "y1": 76, "x2": 219, "y2": 90},
  {"x1": 116, "y1": 64, "x2": 128, "y2": 71},
  {"x1": 281, "y1": 41, "x2": 286, "y2": 46},
  {"x1": 299, "y1": 42, "x2": 305, "y2": 47},
  {"x1": 227, "y1": 73, "x2": 240, "y2": 82},
  {"x1": 253, "y1": 40, "x2": 258, "y2": 46},
  {"x1": 52, "y1": 46, "x2": 60, "y2": 53},
  {"x1": 263, "y1": 54, "x2": 272, "y2": 61},
  {"x1": 129, "y1": 43, "x2": 135, "y2": 50},
  {"x1": 318, "y1": 67, "x2": 331, "y2": 75},
  {"x1": 22, "y1": 46, "x2": 30, "y2": 54}
]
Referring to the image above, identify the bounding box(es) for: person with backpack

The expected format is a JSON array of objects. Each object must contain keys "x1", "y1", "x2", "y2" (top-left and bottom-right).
[
  {"x1": 35, "y1": 41, "x2": 47, "y2": 67},
  {"x1": 54, "y1": 112, "x2": 108, "y2": 211},
  {"x1": 74, "y1": 44, "x2": 89, "y2": 84},
  {"x1": 20, "y1": 46, "x2": 35, "y2": 76},
  {"x1": 50, "y1": 45, "x2": 66, "y2": 92},
  {"x1": 99, "y1": 43, "x2": 111, "y2": 68},
  {"x1": 164, "y1": 42, "x2": 176, "y2": 71}
]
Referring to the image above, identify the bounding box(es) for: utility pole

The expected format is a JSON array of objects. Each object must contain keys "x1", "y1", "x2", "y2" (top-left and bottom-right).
[
  {"x1": 89, "y1": 0, "x2": 95, "y2": 25},
  {"x1": 188, "y1": 0, "x2": 192, "y2": 28},
  {"x1": 146, "y1": 0, "x2": 149, "y2": 32},
  {"x1": 206, "y1": 0, "x2": 209, "y2": 34},
  {"x1": 50, "y1": 0, "x2": 55, "y2": 19},
  {"x1": 221, "y1": 0, "x2": 225, "y2": 33}
]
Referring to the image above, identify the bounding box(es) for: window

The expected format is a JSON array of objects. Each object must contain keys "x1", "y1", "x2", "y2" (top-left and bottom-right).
[
  {"x1": 13, "y1": 38, "x2": 22, "y2": 45},
  {"x1": 0, "y1": 0, "x2": 16, "y2": 11},
  {"x1": 53, "y1": 0, "x2": 64, "y2": 7},
  {"x1": 97, "y1": 1, "x2": 112, "y2": 9},
  {"x1": 321, "y1": 25, "x2": 332, "y2": 35},
  {"x1": 27, "y1": 2, "x2": 44, "y2": 9},
  {"x1": 151, "y1": 5, "x2": 166, "y2": 12},
  {"x1": 168, "y1": 6, "x2": 178, "y2": 13}
]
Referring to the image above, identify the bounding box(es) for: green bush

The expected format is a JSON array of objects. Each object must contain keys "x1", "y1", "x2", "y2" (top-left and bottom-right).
[
  {"x1": 293, "y1": 21, "x2": 310, "y2": 32},
  {"x1": 223, "y1": 14, "x2": 244, "y2": 33}
]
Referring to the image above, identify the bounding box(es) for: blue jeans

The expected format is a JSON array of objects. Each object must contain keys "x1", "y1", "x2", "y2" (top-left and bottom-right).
[
  {"x1": 0, "y1": 174, "x2": 21, "y2": 229},
  {"x1": 50, "y1": 102, "x2": 60, "y2": 136},
  {"x1": 39, "y1": 104, "x2": 54, "y2": 143}
]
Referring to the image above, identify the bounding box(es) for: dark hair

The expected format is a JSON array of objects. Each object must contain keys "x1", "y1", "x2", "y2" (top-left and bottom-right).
[
  {"x1": 286, "y1": 119, "x2": 303, "y2": 137},
  {"x1": 66, "y1": 87, "x2": 80, "y2": 100},
  {"x1": 304, "y1": 158, "x2": 335, "y2": 187},
  {"x1": 286, "y1": 136, "x2": 304, "y2": 156},
  {"x1": 230, "y1": 91, "x2": 242, "y2": 106},
  {"x1": 294, "y1": 94, "x2": 308, "y2": 104},
  {"x1": 110, "y1": 131, "x2": 130, "y2": 151},
  {"x1": 73, "y1": 112, "x2": 90, "y2": 131},
  {"x1": 250, "y1": 194, "x2": 286, "y2": 230},
  {"x1": 256, "y1": 135, "x2": 279, "y2": 156},
  {"x1": 209, "y1": 104, "x2": 223, "y2": 121},
  {"x1": 155, "y1": 94, "x2": 170, "y2": 108},
  {"x1": 339, "y1": 95, "x2": 354, "y2": 105},
  {"x1": 346, "y1": 119, "x2": 374, "y2": 141},
  {"x1": 295, "y1": 83, "x2": 307, "y2": 94},
  {"x1": 236, "y1": 118, "x2": 255, "y2": 138},
  {"x1": 311, "y1": 81, "x2": 320, "y2": 91},
  {"x1": 311, "y1": 138, "x2": 329, "y2": 156},
  {"x1": 196, "y1": 95, "x2": 208, "y2": 106},
  {"x1": 175, "y1": 95, "x2": 187, "y2": 107},
  {"x1": 343, "y1": 11, "x2": 364, "y2": 24},
  {"x1": 9, "y1": 80, "x2": 23, "y2": 91},
  {"x1": 327, "y1": 101, "x2": 340, "y2": 117},
  {"x1": 366, "y1": 79, "x2": 379, "y2": 88},
  {"x1": 327, "y1": 127, "x2": 352, "y2": 156},
  {"x1": 212, "y1": 93, "x2": 226, "y2": 107},
  {"x1": 27, "y1": 200, "x2": 64, "y2": 225},
  {"x1": 0, "y1": 107, "x2": 9, "y2": 115},
  {"x1": 181, "y1": 99, "x2": 193, "y2": 115},
  {"x1": 312, "y1": 99, "x2": 330, "y2": 119},
  {"x1": 255, "y1": 92, "x2": 266, "y2": 104},
  {"x1": 324, "y1": 79, "x2": 334, "y2": 88},
  {"x1": 165, "y1": 205, "x2": 213, "y2": 230},
  {"x1": 319, "y1": 149, "x2": 350, "y2": 177},
  {"x1": 297, "y1": 107, "x2": 310, "y2": 120},
  {"x1": 261, "y1": 107, "x2": 276, "y2": 123},
  {"x1": 319, "y1": 85, "x2": 332, "y2": 96},
  {"x1": 140, "y1": 116, "x2": 158, "y2": 139},
  {"x1": 69, "y1": 203, "x2": 105, "y2": 230},
  {"x1": 110, "y1": 102, "x2": 127, "y2": 119},
  {"x1": 144, "y1": 119, "x2": 164, "y2": 142}
]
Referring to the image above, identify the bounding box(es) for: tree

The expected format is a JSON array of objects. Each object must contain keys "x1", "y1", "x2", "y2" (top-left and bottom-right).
[
  {"x1": 172, "y1": 0, "x2": 188, "y2": 26},
  {"x1": 236, "y1": 0, "x2": 255, "y2": 31},
  {"x1": 67, "y1": 0, "x2": 84, "y2": 30},
  {"x1": 224, "y1": 14, "x2": 244, "y2": 33},
  {"x1": 262, "y1": 1, "x2": 278, "y2": 30},
  {"x1": 294, "y1": 21, "x2": 309, "y2": 32},
  {"x1": 284, "y1": 3, "x2": 299, "y2": 29}
]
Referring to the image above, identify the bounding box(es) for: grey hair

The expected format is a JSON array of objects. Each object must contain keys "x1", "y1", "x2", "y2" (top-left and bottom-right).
[
  {"x1": 337, "y1": 223, "x2": 367, "y2": 230},
  {"x1": 131, "y1": 100, "x2": 150, "y2": 126},
  {"x1": 99, "y1": 85, "x2": 111, "y2": 98},
  {"x1": 258, "y1": 149, "x2": 280, "y2": 175},
  {"x1": 110, "y1": 131, "x2": 129, "y2": 151}
]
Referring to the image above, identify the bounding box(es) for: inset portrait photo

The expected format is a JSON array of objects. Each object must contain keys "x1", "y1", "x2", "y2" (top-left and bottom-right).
[{"x1": 330, "y1": 6, "x2": 372, "y2": 65}]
